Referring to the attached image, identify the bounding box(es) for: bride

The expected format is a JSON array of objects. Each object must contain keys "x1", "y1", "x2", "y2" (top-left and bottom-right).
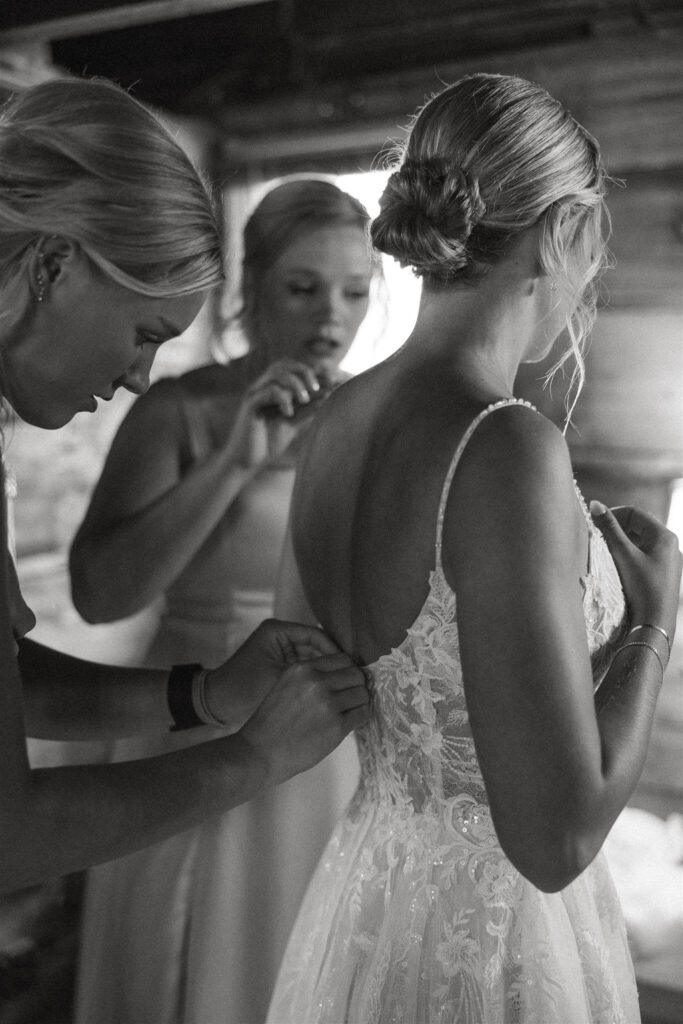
[{"x1": 268, "y1": 73, "x2": 681, "y2": 1023}]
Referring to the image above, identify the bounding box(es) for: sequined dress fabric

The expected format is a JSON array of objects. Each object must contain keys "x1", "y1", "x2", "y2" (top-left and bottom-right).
[{"x1": 267, "y1": 400, "x2": 639, "y2": 1024}]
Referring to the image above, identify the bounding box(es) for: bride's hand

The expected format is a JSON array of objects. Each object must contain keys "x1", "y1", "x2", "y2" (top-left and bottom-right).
[
  {"x1": 590, "y1": 502, "x2": 682, "y2": 640},
  {"x1": 228, "y1": 360, "x2": 330, "y2": 468}
]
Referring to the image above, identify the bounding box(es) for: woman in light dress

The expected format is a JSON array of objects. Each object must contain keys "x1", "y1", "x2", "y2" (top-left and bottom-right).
[
  {"x1": 268, "y1": 74, "x2": 682, "y2": 1023},
  {"x1": 0, "y1": 78, "x2": 366, "y2": 899},
  {"x1": 70, "y1": 179, "x2": 378, "y2": 1024}
]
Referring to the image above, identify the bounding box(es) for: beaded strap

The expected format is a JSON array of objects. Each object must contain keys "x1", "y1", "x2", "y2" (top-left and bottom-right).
[{"x1": 435, "y1": 398, "x2": 538, "y2": 570}]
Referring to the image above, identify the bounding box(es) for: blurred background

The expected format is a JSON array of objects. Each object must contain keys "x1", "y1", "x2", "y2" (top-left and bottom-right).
[{"x1": 0, "y1": 3, "x2": 682, "y2": 1022}]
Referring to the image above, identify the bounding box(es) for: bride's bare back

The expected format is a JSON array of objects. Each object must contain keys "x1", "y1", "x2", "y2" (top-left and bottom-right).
[{"x1": 291, "y1": 352, "x2": 577, "y2": 666}]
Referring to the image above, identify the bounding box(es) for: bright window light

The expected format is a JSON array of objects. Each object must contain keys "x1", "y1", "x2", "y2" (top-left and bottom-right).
[
  {"x1": 667, "y1": 479, "x2": 683, "y2": 596},
  {"x1": 337, "y1": 170, "x2": 421, "y2": 374}
]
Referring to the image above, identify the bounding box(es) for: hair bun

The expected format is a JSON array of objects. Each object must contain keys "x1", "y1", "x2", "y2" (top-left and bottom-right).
[
  {"x1": 400, "y1": 158, "x2": 485, "y2": 236},
  {"x1": 371, "y1": 156, "x2": 486, "y2": 280}
]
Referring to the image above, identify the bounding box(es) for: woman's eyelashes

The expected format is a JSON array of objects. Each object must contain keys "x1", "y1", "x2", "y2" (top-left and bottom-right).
[
  {"x1": 136, "y1": 329, "x2": 164, "y2": 347},
  {"x1": 286, "y1": 281, "x2": 370, "y2": 301},
  {"x1": 288, "y1": 283, "x2": 316, "y2": 296}
]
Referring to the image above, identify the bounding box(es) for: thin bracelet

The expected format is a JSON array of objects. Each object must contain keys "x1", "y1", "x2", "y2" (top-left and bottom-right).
[
  {"x1": 167, "y1": 663, "x2": 204, "y2": 731},
  {"x1": 614, "y1": 640, "x2": 666, "y2": 679},
  {"x1": 627, "y1": 623, "x2": 672, "y2": 655},
  {"x1": 192, "y1": 669, "x2": 228, "y2": 728}
]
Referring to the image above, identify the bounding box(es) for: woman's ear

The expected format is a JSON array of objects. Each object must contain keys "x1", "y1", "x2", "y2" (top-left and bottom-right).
[
  {"x1": 38, "y1": 235, "x2": 80, "y2": 286},
  {"x1": 528, "y1": 221, "x2": 548, "y2": 283},
  {"x1": 508, "y1": 223, "x2": 545, "y2": 291},
  {"x1": 29, "y1": 236, "x2": 81, "y2": 304}
]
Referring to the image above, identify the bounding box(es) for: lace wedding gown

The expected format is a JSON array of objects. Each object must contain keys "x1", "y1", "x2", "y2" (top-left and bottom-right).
[{"x1": 268, "y1": 399, "x2": 640, "y2": 1024}]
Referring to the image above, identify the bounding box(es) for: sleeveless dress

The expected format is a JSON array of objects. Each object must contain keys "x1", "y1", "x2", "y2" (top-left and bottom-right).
[
  {"x1": 267, "y1": 399, "x2": 640, "y2": 1024},
  {"x1": 75, "y1": 378, "x2": 360, "y2": 1024}
]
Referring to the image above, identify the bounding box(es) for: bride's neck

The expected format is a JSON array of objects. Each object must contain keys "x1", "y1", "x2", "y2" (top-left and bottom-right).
[{"x1": 401, "y1": 271, "x2": 541, "y2": 396}]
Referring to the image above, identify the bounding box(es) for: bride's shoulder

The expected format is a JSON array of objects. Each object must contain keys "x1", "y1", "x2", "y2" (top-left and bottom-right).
[
  {"x1": 464, "y1": 402, "x2": 568, "y2": 471},
  {"x1": 304, "y1": 370, "x2": 373, "y2": 441},
  {"x1": 448, "y1": 403, "x2": 577, "y2": 533}
]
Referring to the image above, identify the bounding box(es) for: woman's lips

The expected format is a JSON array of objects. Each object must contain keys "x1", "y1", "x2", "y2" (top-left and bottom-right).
[{"x1": 307, "y1": 338, "x2": 342, "y2": 357}]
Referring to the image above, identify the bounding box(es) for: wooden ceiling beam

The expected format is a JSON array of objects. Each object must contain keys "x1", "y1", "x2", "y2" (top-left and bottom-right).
[
  {"x1": 0, "y1": 0, "x2": 266, "y2": 44},
  {"x1": 216, "y1": 33, "x2": 683, "y2": 173}
]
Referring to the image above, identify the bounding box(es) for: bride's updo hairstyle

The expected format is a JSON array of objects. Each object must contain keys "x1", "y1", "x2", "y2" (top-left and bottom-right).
[
  {"x1": 372, "y1": 73, "x2": 609, "y2": 413},
  {"x1": 0, "y1": 77, "x2": 223, "y2": 336},
  {"x1": 373, "y1": 157, "x2": 487, "y2": 282}
]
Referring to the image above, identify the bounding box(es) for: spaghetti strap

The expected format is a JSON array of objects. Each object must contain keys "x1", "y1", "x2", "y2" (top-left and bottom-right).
[{"x1": 435, "y1": 398, "x2": 538, "y2": 570}]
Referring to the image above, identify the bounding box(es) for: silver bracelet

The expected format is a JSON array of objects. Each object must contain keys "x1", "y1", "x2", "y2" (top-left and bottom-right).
[
  {"x1": 191, "y1": 668, "x2": 228, "y2": 728},
  {"x1": 627, "y1": 623, "x2": 672, "y2": 655},
  {"x1": 614, "y1": 640, "x2": 666, "y2": 679}
]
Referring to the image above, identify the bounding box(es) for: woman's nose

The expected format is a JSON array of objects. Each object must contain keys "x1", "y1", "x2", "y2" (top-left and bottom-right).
[
  {"x1": 316, "y1": 288, "x2": 345, "y2": 324},
  {"x1": 120, "y1": 352, "x2": 154, "y2": 396}
]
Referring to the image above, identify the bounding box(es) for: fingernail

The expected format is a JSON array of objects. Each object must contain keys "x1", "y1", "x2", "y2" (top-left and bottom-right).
[{"x1": 589, "y1": 500, "x2": 608, "y2": 516}]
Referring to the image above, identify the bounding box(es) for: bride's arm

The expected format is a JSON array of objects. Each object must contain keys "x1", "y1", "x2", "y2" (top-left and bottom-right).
[{"x1": 443, "y1": 406, "x2": 679, "y2": 893}]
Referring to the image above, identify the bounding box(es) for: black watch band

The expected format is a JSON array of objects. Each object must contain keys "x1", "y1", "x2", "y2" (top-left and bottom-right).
[{"x1": 167, "y1": 662, "x2": 203, "y2": 731}]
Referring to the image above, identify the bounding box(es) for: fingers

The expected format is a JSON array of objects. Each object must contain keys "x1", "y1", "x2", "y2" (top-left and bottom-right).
[
  {"x1": 275, "y1": 361, "x2": 322, "y2": 395},
  {"x1": 308, "y1": 653, "x2": 359, "y2": 676},
  {"x1": 609, "y1": 505, "x2": 666, "y2": 544},
  {"x1": 590, "y1": 501, "x2": 649, "y2": 548},
  {"x1": 334, "y1": 684, "x2": 370, "y2": 714},
  {"x1": 342, "y1": 705, "x2": 370, "y2": 731},
  {"x1": 253, "y1": 382, "x2": 297, "y2": 418},
  {"x1": 589, "y1": 500, "x2": 636, "y2": 552},
  {"x1": 249, "y1": 362, "x2": 324, "y2": 416},
  {"x1": 284, "y1": 643, "x2": 336, "y2": 662},
  {"x1": 265, "y1": 619, "x2": 341, "y2": 657},
  {"x1": 591, "y1": 501, "x2": 675, "y2": 552},
  {"x1": 281, "y1": 657, "x2": 368, "y2": 705},
  {"x1": 601, "y1": 504, "x2": 661, "y2": 536}
]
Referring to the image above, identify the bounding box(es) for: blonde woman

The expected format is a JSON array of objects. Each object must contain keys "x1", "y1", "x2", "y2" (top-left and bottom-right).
[{"x1": 0, "y1": 79, "x2": 367, "y2": 895}]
